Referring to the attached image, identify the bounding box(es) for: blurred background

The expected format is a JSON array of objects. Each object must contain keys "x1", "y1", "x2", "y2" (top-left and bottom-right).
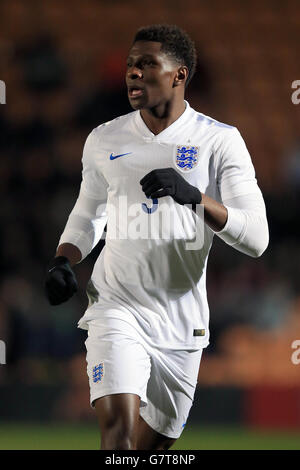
[{"x1": 0, "y1": 0, "x2": 300, "y2": 449}]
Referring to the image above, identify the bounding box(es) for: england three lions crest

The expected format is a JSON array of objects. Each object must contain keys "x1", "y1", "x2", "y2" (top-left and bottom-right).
[
  {"x1": 92, "y1": 363, "x2": 104, "y2": 383},
  {"x1": 174, "y1": 145, "x2": 200, "y2": 173}
]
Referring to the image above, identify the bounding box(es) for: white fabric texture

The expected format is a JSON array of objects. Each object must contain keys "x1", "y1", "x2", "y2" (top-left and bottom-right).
[
  {"x1": 57, "y1": 101, "x2": 269, "y2": 350},
  {"x1": 215, "y1": 193, "x2": 269, "y2": 257},
  {"x1": 86, "y1": 317, "x2": 202, "y2": 438}
]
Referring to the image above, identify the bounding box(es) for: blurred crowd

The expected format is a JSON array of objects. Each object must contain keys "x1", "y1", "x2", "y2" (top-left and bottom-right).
[{"x1": 0, "y1": 0, "x2": 300, "y2": 422}]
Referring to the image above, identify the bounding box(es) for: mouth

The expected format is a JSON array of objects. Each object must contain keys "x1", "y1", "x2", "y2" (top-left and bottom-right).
[{"x1": 128, "y1": 86, "x2": 144, "y2": 99}]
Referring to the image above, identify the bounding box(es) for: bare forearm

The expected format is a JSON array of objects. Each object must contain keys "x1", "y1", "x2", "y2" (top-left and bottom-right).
[
  {"x1": 56, "y1": 243, "x2": 82, "y2": 267},
  {"x1": 199, "y1": 192, "x2": 228, "y2": 232}
]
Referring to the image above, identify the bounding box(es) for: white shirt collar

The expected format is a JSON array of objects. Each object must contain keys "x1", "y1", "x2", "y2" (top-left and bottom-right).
[{"x1": 134, "y1": 100, "x2": 192, "y2": 141}]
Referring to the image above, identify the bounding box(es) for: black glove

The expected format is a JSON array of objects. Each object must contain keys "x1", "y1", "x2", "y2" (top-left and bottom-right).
[
  {"x1": 45, "y1": 256, "x2": 78, "y2": 305},
  {"x1": 140, "y1": 167, "x2": 202, "y2": 206}
]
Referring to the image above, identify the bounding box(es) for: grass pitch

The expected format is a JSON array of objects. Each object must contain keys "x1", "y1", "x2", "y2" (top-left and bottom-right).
[{"x1": 0, "y1": 423, "x2": 299, "y2": 450}]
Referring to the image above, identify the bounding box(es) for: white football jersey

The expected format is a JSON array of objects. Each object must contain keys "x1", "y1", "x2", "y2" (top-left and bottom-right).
[{"x1": 59, "y1": 101, "x2": 268, "y2": 350}]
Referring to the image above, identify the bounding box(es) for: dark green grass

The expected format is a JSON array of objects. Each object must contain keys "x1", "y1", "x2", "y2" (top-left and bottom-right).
[{"x1": 0, "y1": 424, "x2": 300, "y2": 450}]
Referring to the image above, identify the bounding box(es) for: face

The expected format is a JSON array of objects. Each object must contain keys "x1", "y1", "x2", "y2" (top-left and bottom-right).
[{"x1": 126, "y1": 41, "x2": 182, "y2": 110}]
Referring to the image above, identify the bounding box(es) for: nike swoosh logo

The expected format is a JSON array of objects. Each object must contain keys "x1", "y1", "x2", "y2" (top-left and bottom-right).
[{"x1": 110, "y1": 152, "x2": 132, "y2": 160}]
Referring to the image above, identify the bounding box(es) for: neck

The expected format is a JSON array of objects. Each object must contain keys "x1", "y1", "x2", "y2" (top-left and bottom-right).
[{"x1": 140, "y1": 98, "x2": 186, "y2": 135}]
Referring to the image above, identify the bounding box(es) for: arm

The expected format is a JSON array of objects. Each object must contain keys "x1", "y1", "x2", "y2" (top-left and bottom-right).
[
  {"x1": 45, "y1": 129, "x2": 108, "y2": 305},
  {"x1": 55, "y1": 244, "x2": 82, "y2": 267},
  {"x1": 212, "y1": 192, "x2": 269, "y2": 257},
  {"x1": 210, "y1": 126, "x2": 269, "y2": 257},
  {"x1": 139, "y1": 168, "x2": 228, "y2": 232},
  {"x1": 56, "y1": 129, "x2": 108, "y2": 265},
  {"x1": 179, "y1": 172, "x2": 269, "y2": 257},
  {"x1": 189, "y1": 185, "x2": 268, "y2": 258},
  {"x1": 199, "y1": 192, "x2": 228, "y2": 232},
  {"x1": 55, "y1": 189, "x2": 108, "y2": 265}
]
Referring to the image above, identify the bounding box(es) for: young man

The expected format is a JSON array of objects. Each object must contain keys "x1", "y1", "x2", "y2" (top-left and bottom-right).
[{"x1": 45, "y1": 25, "x2": 269, "y2": 450}]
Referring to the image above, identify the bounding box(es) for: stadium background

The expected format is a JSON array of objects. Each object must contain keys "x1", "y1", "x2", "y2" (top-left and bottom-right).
[{"x1": 0, "y1": 0, "x2": 300, "y2": 449}]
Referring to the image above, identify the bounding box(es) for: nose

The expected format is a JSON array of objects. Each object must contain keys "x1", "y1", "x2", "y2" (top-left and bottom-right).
[{"x1": 127, "y1": 66, "x2": 143, "y2": 80}]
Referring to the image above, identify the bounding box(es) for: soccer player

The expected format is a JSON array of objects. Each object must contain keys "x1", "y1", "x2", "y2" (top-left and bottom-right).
[{"x1": 45, "y1": 24, "x2": 269, "y2": 450}]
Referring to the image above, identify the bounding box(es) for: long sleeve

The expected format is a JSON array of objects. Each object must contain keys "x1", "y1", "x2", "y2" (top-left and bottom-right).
[
  {"x1": 214, "y1": 193, "x2": 269, "y2": 257},
  {"x1": 213, "y1": 127, "x2": 269, "y2": 257},
  {"x1": 57, "y1": 129, "x2": 108, "y2": 261}
]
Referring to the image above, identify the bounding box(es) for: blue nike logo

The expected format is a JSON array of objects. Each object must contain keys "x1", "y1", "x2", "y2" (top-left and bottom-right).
[{"x1": 110, "y1": 152, "x2": 132, "y2": 160}]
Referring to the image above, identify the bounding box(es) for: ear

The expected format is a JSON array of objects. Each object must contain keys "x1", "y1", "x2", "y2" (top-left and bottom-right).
[{"x1": 173, "y1": 66, "x2": 189, "y2": 87}]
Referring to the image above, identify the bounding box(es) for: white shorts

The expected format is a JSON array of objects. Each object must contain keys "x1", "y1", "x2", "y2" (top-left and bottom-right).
[{"x1": 84, "y1": 315, "x2": 202, "y2": 439}]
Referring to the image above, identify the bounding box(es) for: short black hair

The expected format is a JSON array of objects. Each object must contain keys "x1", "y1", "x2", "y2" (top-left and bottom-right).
[{"x1": 133, "y1": 24, "x2": 197, "y2": 87}]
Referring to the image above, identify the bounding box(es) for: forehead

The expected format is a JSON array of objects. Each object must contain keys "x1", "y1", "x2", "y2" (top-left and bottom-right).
[{"x1": 128, "y1": 40, "x2": 166, "y2": 59}]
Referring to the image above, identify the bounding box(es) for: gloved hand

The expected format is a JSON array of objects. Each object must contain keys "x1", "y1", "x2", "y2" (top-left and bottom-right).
[
  {"x1": 45, "y1": 256, "x2": 78, "y2": 305},
  {"x1": 140, "y1": 167, "x2": 202, "y2": 206}
]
